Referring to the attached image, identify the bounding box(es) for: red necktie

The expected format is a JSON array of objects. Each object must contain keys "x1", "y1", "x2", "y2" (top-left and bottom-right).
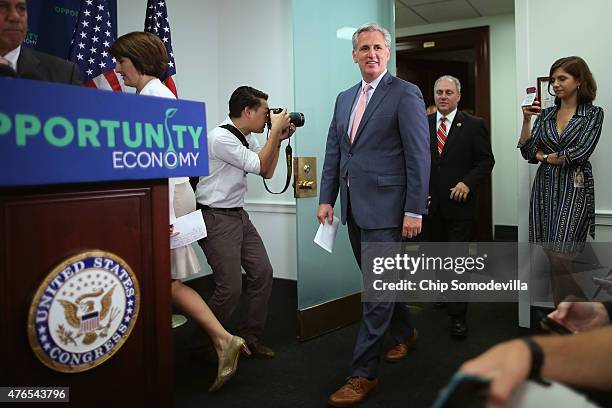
[
  {"x1": 437, "y1": 116, "x2": 447, "y2": 156},
  {"x1": 350, "y1": 83, "x2": 371, "y2": 143}
]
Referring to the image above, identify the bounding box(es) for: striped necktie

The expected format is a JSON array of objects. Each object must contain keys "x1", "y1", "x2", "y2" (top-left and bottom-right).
[{"x1": 437, "y1": 116, "x2": 447, "y2": 156}]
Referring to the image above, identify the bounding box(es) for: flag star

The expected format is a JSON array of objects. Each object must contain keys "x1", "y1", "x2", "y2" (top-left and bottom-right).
[
  {"x1": 40, "y1": 334, "x2": 48, "y2": 342},
  {"x1": 162, "y1": 37, "x2": 168, "y2": 43},
  {"x1": 163, "y1": 26, "x2": 169, "y2": 32},
  {"x1": 105, "y1": 30, "x2": 111, "y2": 37},
  {"x1": 43, "y1": 342, "x2": 51, "y2": 350},
  {"x1": 169, "y1": 52, "x2": 174, "y2": 58},
  {"x1": 99, "y1": 62, "x2": 106, "y2": 68},
  {"x1": 149, "y1": 4, "x2": 154, "y2": 9},
  {"x1": 78, "y1": 42, "x2": 85, "y2": 49},
  {"x1": 146, "y1": 25, "x2": 151, "y2": 30},
  {"x1": 97, "y1": 4, "x2": 104, "y2": 11},
  {"x1": 128, "y1": 300, "x2": 134, "y2": 306},
  {"x1": 107, "y1": 20, "x2": 112, "y2": 27},
  {"x1": 112, "y1": 57, "x2": 116, "y2": 63},
  {"x1": 82, "y1": 20, "x2": 89, "y2": 27},
  {"x1": 86, "y1": 69, "x2": 93, "y2": 75},
  {"x1": 88, "y1": 57, "x2": 95, "y2": 64},
  {"x1": 95, "y1": 14, "x2": 102, "y2": 21},
  {"x1": 77, "y1": 53, "x2": 83, "y2": 60},
  {"x1": 80, "y1": 31, "x2": 87, "y2": 39},
  {"x1": 94, "y1": 26, "x2": 100, "y2": 32},
  {"x1": 103, "y1": 40, "x2": 110, "y2": 47},
  {"x1": 165, "y1": 17, "x2": 169, "y2": 22},
  {"x1": 86, "y1": 0, "x2": 92, "y2": 5},
  {"x1": 124, "y1": 316, "x2": 130, "y2": 323},
  {"x1": 92, "y1": 36, "x2": 99, "y2": 43},
  {"x1": 90, "y1": 47, "x2": 97, "y2": 54},
  {"x1": 168, "y1": 61, "x2": 174, "y2": 68},
  {"x1": 38, "y1": 326, "x2": 46, "y2": 334},
  {"x1": 101, "y1": 51, "x2": 108, "y2": 57},
  {"x1": 156, "y1": 11, "x2": 162, "y2": 17},
  {"x1": 147, "y1": 15, "x2": 153, "y2": 20},
  {"x1": 84, "y1": 9, "x2": 91, "y2": 17},
  {"x1": 158, "y1": 1, "x2": 164, "y2": 6},
  {"x1": 153, "y1": 26, "x2": 158, "y2": 32}
]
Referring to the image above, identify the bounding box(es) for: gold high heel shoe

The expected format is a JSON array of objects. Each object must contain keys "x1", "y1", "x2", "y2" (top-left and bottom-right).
[{"x1": 208, "y1": 335, "x2": 251, "y2": 392}]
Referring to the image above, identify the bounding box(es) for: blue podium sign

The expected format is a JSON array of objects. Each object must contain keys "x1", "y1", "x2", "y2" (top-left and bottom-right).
[{"x1": 0, "y1": 78, "x2": 208, "y2": 186}]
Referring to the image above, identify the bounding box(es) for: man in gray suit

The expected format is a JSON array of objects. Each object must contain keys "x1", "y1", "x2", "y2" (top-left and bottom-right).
[
  {"x1": 0, "y1": 0, "x2": 82, "y2": 84},
  {"x1": 317, "y1": 22, "x2": 430, "y2": 407}
]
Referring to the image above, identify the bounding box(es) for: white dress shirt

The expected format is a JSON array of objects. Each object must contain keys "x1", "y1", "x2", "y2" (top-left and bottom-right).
[
  {"x1": 139, "y1": 78, "x2": 187, "y2": 221},
  {"x1": 2, "y1": 46, "x2": 21, "y2": 71},
  {"x1": 436, "y1": 108, "x2": 458, "y2": 132},
  {"x1": 195, "y1": 117, "x2": 262, "y2": 208}
]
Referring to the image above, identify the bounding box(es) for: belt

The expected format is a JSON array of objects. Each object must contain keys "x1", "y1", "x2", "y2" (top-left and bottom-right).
[{"x1": 198, "y1": 204, "x2": 243, "y2": 212}]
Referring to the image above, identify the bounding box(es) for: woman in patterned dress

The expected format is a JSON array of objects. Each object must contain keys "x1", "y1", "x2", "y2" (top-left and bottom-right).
[{"x1": 518, "y1": 56, "x2": 604, "y2": 304}]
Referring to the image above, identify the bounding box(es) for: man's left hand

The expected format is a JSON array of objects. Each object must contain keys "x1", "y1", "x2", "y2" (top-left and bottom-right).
[
  {"x1": 450, "y1": 182, "x2": 470, "y2": 202},
  {"x1": 280, "y1": 123, "x2": 296, "y2": 141},
  {"x1": 402, "y1": 215, "x2": 422, "y2": 239}
]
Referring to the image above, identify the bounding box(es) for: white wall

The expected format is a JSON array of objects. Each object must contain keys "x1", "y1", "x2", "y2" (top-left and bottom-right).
[
  {"x1": 117, "y1": 0, "x2": 297, "y2": 280},
  {"x1": 396, "y1": 14, "x2": 518, "y2": 229},
  {"x1": 515, "y1": 0, "x2": 612, "y2": 243}
]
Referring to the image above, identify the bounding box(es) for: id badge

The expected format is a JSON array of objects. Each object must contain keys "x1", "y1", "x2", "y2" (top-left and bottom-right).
[{"x1": 574, "y1": 168, "x2": 585, "y2": 188}]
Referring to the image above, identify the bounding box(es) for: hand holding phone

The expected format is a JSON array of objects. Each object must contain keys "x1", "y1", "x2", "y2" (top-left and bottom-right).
[
  {"x1": 521, "y1": 87, "x2": 541, "y2": 118},
  {"x1": 540, "y1": 315, "x2": 574, "y2": 335}
]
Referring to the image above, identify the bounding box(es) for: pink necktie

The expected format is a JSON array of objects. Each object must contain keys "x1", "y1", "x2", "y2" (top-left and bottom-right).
[
  {"x1": 350, "y1": 83, "x2": 371, "y2": 143},
  {"x1": 437, "y1": 116, "x2": 447, "y2": 156}
]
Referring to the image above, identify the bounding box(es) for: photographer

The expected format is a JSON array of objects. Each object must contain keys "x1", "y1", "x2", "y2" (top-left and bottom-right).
[{"x1": 195, "y1": 86, "x2": 294, "y2": 358}]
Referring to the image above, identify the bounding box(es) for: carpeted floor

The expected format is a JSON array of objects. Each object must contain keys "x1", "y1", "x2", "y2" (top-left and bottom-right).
[{"x1": 172, "y1": 277, "x2": 545, "y2": 408}]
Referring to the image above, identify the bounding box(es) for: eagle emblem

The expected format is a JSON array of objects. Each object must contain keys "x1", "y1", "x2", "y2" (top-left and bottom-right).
[{"x1": 56, "y1": 285, "x2": 120, "y2": 346}]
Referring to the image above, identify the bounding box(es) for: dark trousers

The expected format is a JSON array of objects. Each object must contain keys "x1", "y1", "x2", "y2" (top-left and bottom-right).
[
  {"x1": 425, "y1": 212, "x2": 474, "y2": 318},
  {"x1": 198, "y1": 208, "x2": 273, "y2": 344},
  {"x1": 347, "y1": 207, "x2": 413, "y2": 378}
]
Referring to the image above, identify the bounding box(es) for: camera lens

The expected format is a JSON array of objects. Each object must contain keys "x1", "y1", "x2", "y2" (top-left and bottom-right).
[{"x1": 289, "y1": 112, "x2": 305, "y2": 127}]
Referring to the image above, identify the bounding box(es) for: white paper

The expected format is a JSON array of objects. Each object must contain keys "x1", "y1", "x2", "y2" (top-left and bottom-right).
[
  {"x1": 313, "y1": 216, "x2": 340, "y2": 253},
  {"x1": 507, "y1": 380, "x2": 598, "y2": 408},
  {"x1": 521, "y1": 91, "x2": 537, "y2": 107},
  {"x1": 170, "y1": 210, "x2": 207, "y2": 249}
]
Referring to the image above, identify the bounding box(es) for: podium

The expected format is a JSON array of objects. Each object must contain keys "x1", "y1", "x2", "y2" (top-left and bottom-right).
[
  {"x1": 1, "y1": 180, "x2": 172, "y2": 405},
  {"x1": 0, "y1": 78, "x2": 207, "y2": 406}
]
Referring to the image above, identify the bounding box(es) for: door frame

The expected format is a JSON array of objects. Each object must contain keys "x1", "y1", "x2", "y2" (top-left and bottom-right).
[{"x1": 396, "y1": 26, "x2": 493, "y2": 240}]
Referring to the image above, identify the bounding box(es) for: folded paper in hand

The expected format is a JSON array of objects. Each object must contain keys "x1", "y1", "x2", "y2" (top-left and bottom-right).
[
  {"x1": 313, "y1": 216, "x2": 340, "y2": 253},
  {"x1": 170, "y1": 210, "x2": 207, "y2": 249}
]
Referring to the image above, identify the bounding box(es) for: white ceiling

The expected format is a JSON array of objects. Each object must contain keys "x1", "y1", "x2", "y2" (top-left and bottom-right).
[{"x1": 395, "y1": 0, "x2": 514, "y2": 28}]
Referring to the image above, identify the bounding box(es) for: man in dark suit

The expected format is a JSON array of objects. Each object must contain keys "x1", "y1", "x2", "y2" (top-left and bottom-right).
[
  {"x1": 317, "y1": 22, "x2": 430, "y2": 407},
  {"x1": 426, "y1": 75, "x2": 494, "y2": 337},
  {"x1": 0, "y1": 0, "x2": 82, "y2": 84}
]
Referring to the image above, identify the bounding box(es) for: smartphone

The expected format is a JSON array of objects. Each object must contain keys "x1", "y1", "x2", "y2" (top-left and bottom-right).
[
  {"x1": 592, "y1": 276, "x2": 612, "y2": 287},
  {"x1": 540, "y1": 315, "x2": 573, "y2": 335},
  {"x1": 432, "y1": 372, "x2": 490, "y2": 408},
  {"x1": 521, "y1": 86, "x2": 537, "y2": 107}
]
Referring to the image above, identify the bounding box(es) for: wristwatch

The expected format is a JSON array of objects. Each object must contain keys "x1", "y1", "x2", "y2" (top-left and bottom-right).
[
  {"x1": 542, "y1": 154, "x2": 549, "y2": 164},
  {"x1": 521, "y1": 337, "x2": 544, "y2": 381}
]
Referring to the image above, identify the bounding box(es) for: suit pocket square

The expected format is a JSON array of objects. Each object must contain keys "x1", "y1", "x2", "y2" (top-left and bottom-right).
[{"x1": 377, "y1": 175, "x2": 405, "y2": 186}]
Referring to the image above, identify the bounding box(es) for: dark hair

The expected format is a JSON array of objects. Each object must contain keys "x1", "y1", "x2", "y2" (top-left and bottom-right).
[
  {"x1": 110, "y1": 32, "x2": 168, "y2": 78},
  {"x1": 228, "y1": 86, "x2": 268, "y2": 118},
  {"x1": 549, "y1": 56, "x2": 597, "y2": 105}
]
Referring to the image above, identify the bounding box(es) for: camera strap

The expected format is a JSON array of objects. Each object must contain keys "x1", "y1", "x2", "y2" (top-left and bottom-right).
[
  {"x1": 263, "y1": 141, "x2": 293, "y2": 195},
  {"x1": 220, "y1": 124, "x2": 249, "y2": 148}
]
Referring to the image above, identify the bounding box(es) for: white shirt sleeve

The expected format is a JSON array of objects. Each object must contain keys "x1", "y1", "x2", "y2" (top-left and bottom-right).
[{"x1": 212, "y1": 131, "x2": 261, "y2": 174}]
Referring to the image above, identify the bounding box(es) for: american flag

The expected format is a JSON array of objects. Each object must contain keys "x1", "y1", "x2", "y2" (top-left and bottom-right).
[
  {"x1": 68, "y1": 0, "x2": 123, "y2": 91},
  {"x1": 144, "y1": 0, "x2": 178, "y2": 96}
]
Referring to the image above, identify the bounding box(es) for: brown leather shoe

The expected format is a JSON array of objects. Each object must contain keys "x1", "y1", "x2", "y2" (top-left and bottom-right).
[
  {"x1": 328, "y1": 376, "x2": 378, "y2": 407},
  {"x1": 384, "y1": 328, "x2": 417, "y2": 362},
  {"x1": 246, "y1": 341, "x2": 275, "y2": 359}
]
